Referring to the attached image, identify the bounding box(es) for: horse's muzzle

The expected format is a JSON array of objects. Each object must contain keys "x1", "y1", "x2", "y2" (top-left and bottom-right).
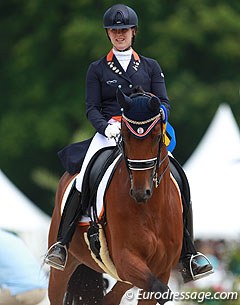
[{"x1": 130, "y1": 188, "x2": 152, "y2": 204}]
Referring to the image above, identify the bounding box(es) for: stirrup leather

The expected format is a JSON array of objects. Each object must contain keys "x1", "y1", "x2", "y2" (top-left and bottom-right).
[
  {"x1": 190, "y1": 252, "x2": 214, "y2": 280},
  {"x1": 44, "y1": 242, "x2": 68, "y2": 271}
]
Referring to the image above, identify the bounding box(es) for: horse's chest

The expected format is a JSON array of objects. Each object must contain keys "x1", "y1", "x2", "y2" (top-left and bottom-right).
[{"x1": 135, "y1": 229, "x2": 162, "y2": 257}]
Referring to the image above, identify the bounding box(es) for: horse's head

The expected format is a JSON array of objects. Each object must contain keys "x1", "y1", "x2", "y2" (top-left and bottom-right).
[{"x1": 117, "y1": 88, "x2": 167, "y2": 204}]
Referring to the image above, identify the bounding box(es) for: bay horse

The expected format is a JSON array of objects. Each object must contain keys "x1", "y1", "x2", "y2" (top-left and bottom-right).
[{"x1": 47, "y1": 89, "x2": 183, "y2": 305}]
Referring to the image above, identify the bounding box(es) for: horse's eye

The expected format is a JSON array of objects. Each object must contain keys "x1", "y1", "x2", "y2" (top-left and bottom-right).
[
  {"x1": 152, "y1": 134, "x2": 160, "y2": 143},
  {"x1": 149, "y1": 129, "x2": 161, "y2": 143}
]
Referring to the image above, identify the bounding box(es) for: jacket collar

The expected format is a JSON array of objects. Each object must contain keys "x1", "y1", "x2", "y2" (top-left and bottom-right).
[
  {"x1": 106, "y1": 49, "x2": 141, "y2": 79},
  {"x1": 106, "y1": 49, "x2": 140, "y2": 62}
]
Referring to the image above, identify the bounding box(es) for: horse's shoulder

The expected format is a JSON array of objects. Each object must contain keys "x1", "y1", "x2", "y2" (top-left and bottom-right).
[{"x1": 57, "y1": 172, "x2": 78, "y2": 196}]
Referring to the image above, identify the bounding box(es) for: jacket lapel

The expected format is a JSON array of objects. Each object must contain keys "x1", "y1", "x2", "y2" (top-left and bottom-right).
[
  {"x1": 126, "y1": 50, "x2": 141, "y2": 77},
  {"x1": 106, "y1": 49, "x2": 126, "y2": 78},
  {"x1": 105, "y1": 49, "x2": 141, "y2": 82}
]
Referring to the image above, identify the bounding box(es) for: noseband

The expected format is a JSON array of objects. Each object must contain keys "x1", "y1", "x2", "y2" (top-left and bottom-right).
[{"x1": 127, "y1": 157, "x2": 158, "y2": 171}]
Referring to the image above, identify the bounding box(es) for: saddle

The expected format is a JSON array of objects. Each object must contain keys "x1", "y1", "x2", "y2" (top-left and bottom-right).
[
  {"x1": 80, "y1": 146, "x2": 122, "y2": 222},
  {"x1": 169, "y1": 155, "x2": 190, "y2": 206},
  {"x1": 78, "y1": 146, "x2": 121, "y2": 259},
  {"x1": 169, "y1": 155, "x2": 191, "y2": 225}
]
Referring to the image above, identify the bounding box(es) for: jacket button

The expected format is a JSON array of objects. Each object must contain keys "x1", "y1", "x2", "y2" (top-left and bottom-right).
[
  {"x1": 129, "y1": 84, "x2": 133, "y2": 88},
  {"x1": 118, "y1": 85, "x2": 122, "y2": 88}
]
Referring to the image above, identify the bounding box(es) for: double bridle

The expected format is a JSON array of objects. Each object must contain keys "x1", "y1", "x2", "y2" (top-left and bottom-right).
[{"x1": 119, "y1": 111, "x2": 170, "y2": 188}]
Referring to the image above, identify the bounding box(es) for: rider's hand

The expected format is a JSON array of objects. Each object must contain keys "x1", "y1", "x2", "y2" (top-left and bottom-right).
[{"x1": 104, "y1": 123, "x2": 121, "y2": 139}]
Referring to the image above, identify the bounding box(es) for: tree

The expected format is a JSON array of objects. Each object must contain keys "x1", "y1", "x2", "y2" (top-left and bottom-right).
[{"x1": 1, "y1": 0, "x2": 239, "y2": 214}]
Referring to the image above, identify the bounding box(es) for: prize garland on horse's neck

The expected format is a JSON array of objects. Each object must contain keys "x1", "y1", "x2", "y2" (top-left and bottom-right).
[{"x1": 44, "y1": 4, "x2": 213, "y2": 284}]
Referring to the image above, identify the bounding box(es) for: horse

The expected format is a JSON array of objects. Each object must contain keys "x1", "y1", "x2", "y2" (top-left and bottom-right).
[{"x1": 47, "y1": 89, "x2": 183, "y2": 305}]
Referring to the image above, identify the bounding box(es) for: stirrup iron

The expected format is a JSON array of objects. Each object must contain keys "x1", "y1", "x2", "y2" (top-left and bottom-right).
[
  {"x1": 190, "y1": 252, "x2": 214, "y2": 281},
  {"x1": 44, "y1": 242, "x2": 68, "y2": 271}
]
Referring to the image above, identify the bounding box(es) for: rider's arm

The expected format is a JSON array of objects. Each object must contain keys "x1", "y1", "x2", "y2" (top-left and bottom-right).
[
  {"x1": 150, "y1": 59, "x2": 170, "y2": 116},
  {"x1": 85, "y1": 62, "x2": 109, "y2": 136}
]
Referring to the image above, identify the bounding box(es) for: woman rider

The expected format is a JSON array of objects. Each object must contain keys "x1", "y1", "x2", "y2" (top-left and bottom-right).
[{"x1": 44, "y1": 4, "x2": 213, "y2": 283}]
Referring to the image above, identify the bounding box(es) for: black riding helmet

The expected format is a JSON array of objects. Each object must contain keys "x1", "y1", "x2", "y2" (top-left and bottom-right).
[{"x1": 103, "y1": 4, "x2": 138, "y2": 29}]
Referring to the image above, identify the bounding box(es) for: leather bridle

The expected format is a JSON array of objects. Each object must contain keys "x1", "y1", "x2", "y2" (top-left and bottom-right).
[{"x1": 119, "y1": 111, "x2": 169, "y2": 188}]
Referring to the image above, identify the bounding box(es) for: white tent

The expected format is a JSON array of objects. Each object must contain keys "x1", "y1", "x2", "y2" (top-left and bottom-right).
[
  {"x1": 0, "y1": 169, "x2": 51, "y2": 260},
  {"x1": 184, "y1": 104, "x2": 240, "y2": 239}
]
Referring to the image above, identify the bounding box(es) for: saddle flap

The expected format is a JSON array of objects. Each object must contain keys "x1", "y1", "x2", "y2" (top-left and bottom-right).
[
  {"x1": 81, "y1": 146, "x2": 121, "y2": 220},
  {"x1": 169, "y1": 155, "x2": 190, "y2": 205}
]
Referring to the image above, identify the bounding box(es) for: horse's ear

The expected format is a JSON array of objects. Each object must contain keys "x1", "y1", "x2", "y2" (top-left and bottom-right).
[
  {"x1": 148, "y1": 96, "x2": 160, "y2": 113},
  {"x1": 116, "y1": 89, "x2": 132, "y2": 110}
]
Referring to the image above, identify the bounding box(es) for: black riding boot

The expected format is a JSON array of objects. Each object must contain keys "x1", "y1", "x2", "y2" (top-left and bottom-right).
[
  {"x1": 170, "y1": 156, "x2": 214, "y2": 283},
  {"x1": 180, "y1": 203, "x2": 214, "y2": 283},
  {"x1": 44, "y1": 181, "x2": 82, "y2": 271}
]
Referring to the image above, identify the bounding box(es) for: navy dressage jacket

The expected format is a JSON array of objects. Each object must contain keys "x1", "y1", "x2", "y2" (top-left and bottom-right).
[
  {"x1": 58, "y1": 50, "x2": 170, "y2": 174},
  {"x1": 85, "y1": 49, "x2": 170, "y2": 135}
]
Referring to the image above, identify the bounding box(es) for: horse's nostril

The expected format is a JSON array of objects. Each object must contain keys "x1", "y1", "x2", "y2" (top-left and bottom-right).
[
  {"x1": 146, "y1": 189, "x2": 151, "y2": 197},
  {"x1": 130, "y1": 188, "x2": 152, "y2": 203}
]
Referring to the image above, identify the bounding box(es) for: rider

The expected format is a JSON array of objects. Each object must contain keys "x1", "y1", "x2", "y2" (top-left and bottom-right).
[{"x1": 44, "y1": 4, "x2": 213, "y2": 283}]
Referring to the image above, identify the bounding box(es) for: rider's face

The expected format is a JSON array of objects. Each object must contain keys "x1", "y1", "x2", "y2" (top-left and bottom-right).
[{"x1": 107, "y1": 28, "x2": 136, "y2": 51}]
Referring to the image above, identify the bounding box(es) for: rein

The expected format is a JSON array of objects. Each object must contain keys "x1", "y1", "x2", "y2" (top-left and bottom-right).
[{"x1": 153, "y1": 153, "x2": 169, "y2": 188}]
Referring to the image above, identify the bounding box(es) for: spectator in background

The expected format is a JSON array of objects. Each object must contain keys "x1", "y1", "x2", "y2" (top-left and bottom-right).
[{"x1": 0, "y1": 228, "x2": 47, "y2": 305}]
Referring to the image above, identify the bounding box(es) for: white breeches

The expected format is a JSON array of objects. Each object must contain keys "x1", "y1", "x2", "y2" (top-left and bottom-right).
[{"x1": 75, "y1": 132, "x2": 117, "y2": 192}]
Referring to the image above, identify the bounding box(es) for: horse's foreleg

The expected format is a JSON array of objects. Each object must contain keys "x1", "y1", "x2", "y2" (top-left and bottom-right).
[
  {"x1": 136, "y1": 276, "x2": 173, "y2": 305},
  {"x1": 48, "y1": 253, "x2": 79, "y2": 305},
  {"x1": 115, "y1": 250, "x2": 172, "y2": 304},
  {"x1": 103, "y1": 281, "x2": 132, "y2": 305}
]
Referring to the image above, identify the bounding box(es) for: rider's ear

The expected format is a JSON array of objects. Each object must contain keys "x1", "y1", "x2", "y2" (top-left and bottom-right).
[
  {"x1": 148, "y1": 96, "x2": 160, "y2": 113},
  {"x1": 116, "y1": 89, "x2": 132, "y2": 111}
]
